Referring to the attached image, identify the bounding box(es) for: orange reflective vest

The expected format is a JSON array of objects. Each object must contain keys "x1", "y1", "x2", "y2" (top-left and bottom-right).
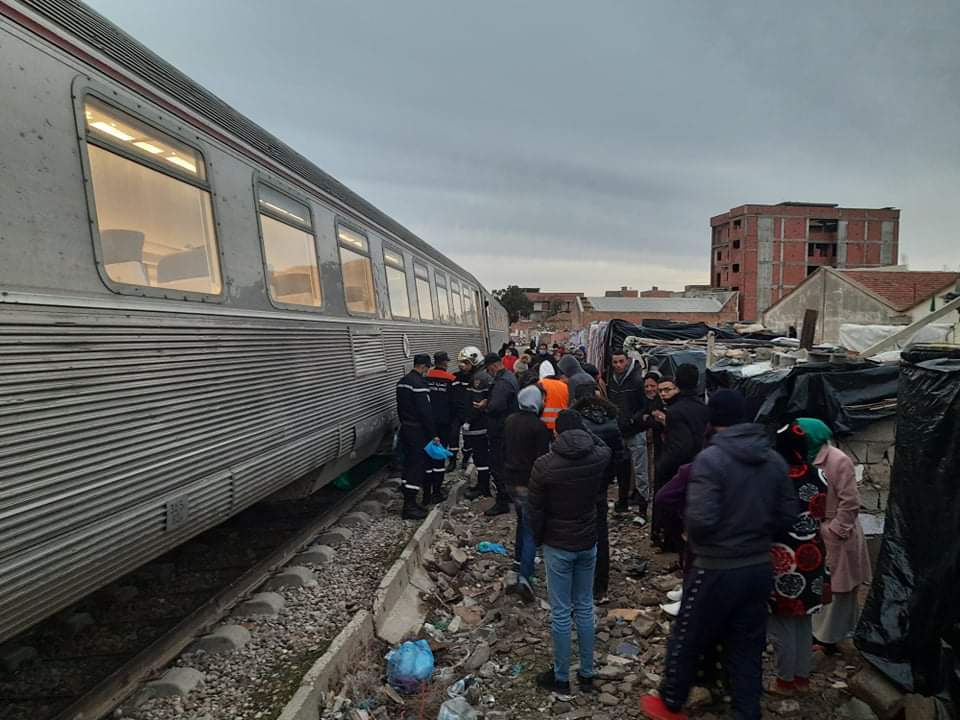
[{"x1": 539, "y1": 378, "x2": 569, "y2": 431}]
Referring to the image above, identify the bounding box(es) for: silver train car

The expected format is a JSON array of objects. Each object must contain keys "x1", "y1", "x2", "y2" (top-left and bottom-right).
[{"x1": 0, "y1": 0, "x2": 509, "y2": 643}]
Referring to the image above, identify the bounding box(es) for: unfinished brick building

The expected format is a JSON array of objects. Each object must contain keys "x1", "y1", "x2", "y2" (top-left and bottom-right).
[{"x1": 710, "y1": 202, "x2": 900, "y2": 320}]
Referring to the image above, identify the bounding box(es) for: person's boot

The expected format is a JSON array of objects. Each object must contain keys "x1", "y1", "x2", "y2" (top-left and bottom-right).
[
  {"x1": 484, "y1": 496, "x2": 510, "y2": 516},
  {"x1": 613, "y1": 499, "x2": 630, "y2": 515},
  {"x1": 464, "y1": 483, "x2": 491, "y2": 500},
  {"x1": 401, "y1": 494, "x2": 428, "y2": 520}
]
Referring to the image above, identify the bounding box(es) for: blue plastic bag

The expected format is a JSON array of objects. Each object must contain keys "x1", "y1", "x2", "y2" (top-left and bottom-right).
[
  {"x1": 424, "y1": 440, "x2": 453, "y2": 460},
  {"x1": 385, "y1": 639, "x2": 434, "y2": 693},
  {"x1": 475, "y1": 541, "x2": 509, "y2": 556}
]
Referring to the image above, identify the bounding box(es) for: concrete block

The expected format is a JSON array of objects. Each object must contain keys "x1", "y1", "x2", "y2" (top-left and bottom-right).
[
  {"x1": 886, "y1": 445, "x2": 895, "y2": 466},
  {"x1": 860, "y1": 486, "x2": 885, "y2": 513},
  {"x1": 867, "y1": 463, "x2": 892, "y2": 489},
  {"x1": 263, "y1": 565, "x2": 316, "y2": 590},
  {"x1": 143, "y1": 667, "x2": 204, "y2": 699},
  {"x1": 189, "y1": 624, "x2": 251, "y2": 654},
  {"x1": 866, "y1": 442, "x2": 889, "y2": 465},
  {"x1": 233, "y1": 592, "x2": 285, "y2": 617},
  {"x1": 354, "y1": 500, "x2": 384, "y2": 518},
  {"x1": 849, "y1": 664, "x2": 905, "y2": 720},
  {"x1": 316, "y1": 526, "x2": 352, "y2": 548},
  {"x1": 0, "y1": 645, "x2": 38, "y2": 672},
  {"x1": 298, "y1": 545, "x2": 335, "y2": 565},
  {"x1": 854, "y1": 419, "x2": 897, "y2": 445},
  {"x1": 842, "y1": 441, "x2": 868, "y2": 463},
  {"x1": 339, "y1": 511, "x2": 371, "y2": 528}
]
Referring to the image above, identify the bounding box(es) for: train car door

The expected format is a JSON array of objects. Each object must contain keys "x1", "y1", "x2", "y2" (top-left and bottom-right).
[{"x1": 477, "y1": 290, "x2": 491, "y2": 351}]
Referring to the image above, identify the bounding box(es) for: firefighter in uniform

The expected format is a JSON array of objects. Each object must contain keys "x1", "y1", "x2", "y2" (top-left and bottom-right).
[
  {"x1": 481, "y1": 351, "x2": 519, "y2": 516},
  {"x1": 425, "y1": 351, "x2": 456, "y2": 503},
  {"x1": 450, "y1": 350, "x2": 473, "y2": 469},
  {"x1": 396, "y1": 354, "x2": 439, "y2": 519},
  {"x1": 462, "y1": 348, "x2": 493, "y2": 502}
]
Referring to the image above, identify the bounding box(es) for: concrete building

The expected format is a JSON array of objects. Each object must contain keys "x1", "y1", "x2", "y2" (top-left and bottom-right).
[
  {"x1": 710, "y1": 202, "x2": 901, "y2": 321},
  {"x1": 763, "y1": 267, "x2": 960, "y2": 345},
  {"x1": 604, "y1": 286, "x2": 639, "y2": 298},
  {"x1": 518, "y1": 290, "x2": 584, "y2": 324},
  {"x1": 572, "y1": 291, "x2": 739, "y2": 328}
]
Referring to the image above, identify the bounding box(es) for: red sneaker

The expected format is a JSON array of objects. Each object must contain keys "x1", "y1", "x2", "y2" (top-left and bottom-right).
[{"x1": 640, "y1": 694, "x2": 689, "y2": 720}]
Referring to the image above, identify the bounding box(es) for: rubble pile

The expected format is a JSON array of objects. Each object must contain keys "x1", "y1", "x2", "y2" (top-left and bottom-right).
[{"x1": 322, "y1": 484, "x2": 875, "y2": 720}]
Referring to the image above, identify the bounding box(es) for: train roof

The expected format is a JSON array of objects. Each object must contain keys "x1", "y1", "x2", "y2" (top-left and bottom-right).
[{"x1": 14, "y1": 0, "x2": 485, "y2": 290}]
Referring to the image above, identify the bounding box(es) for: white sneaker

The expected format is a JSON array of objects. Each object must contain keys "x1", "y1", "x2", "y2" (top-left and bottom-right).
[
  {"x1": 660, "y1": 600, "x2": 681, "y2": 617},
  {"x1": 666, "y1": 588, "x2": 683, "y2": 603},
  {"x1": 632, "y1": 516, "x2": 647, "y2": 527}
]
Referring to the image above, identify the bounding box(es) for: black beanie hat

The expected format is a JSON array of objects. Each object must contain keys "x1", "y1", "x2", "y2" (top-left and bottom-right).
[
  {"x1": 709, "y1": 389, "x2": 746, "y2": 427},
  {"x1": 555, "y1": 409, "x2": 584, "y2": 434},
  {"x1": 675, "y1": 363, "x2": 699, "y2": 391}
]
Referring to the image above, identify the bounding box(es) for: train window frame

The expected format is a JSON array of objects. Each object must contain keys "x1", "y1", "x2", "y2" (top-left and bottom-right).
[
  {"x1": 253, "y1": 178, "x2": 324, "y2": 311},
  {"x1": 383, "y1": 245, "x2": 412, "y2": 319},
  {"x1": 435, "y1": 271, "x2": 451, "y2": 324},
  {"x1": 335, "y1": 220, "x2": 378, "y2": 317},
  {"x1": 73, "y1": 84, "x2": 226, "y2": 302},
  {"x1": 450, "y1": 278, "x2": 464, "y2": 325},
  {"x1": 462, "y1": 285, "x2": 477, "y2": 326},
  {"x1": 414, "y1": 261, "x2": 435, "y2": 321}
]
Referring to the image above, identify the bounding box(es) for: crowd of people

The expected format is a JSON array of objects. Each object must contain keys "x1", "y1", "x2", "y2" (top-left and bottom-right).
[{"x1": 394, "y1": 339, "x2": 872, "y2": 720}]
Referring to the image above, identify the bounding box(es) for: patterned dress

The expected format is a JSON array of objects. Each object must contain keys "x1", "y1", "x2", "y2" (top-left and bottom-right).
[{"x1": 770, "y1": 458, "x2": 832, "y2": 616}]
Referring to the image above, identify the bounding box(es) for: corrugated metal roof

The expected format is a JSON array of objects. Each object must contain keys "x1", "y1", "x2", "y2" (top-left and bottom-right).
[{"x1": 586, "y1": 296, "x2": 728, "y2": 313}]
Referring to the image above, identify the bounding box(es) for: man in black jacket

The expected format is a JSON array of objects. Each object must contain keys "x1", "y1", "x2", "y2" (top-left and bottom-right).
[
  {"x1": 641, "y1": 390, "x2": 797, "y2": 720},
  {"x1": 572, "y1": 384, "x2": 624, "y2": 604},
  {"x1": 425, "y1": 351, "x2": 456, "y2": 504},
  {"x1": 607, "y1": 349, "x2": 648, "y2": 516},
  {"x1": 652, "y1": 365, "x2": 710, "y2": 551},
  {"x1": 395, "y1": 354, "x2": 440, "y2": 520},
  {"x1": 503, "y1": 385, "x2": 552, "y2": 601},
  {"x1": 528, "y1": 410, "x2": 611, "y2": 695},
  {"x1": 483, "y1": 352, "x2": 519, "y2": 517}
]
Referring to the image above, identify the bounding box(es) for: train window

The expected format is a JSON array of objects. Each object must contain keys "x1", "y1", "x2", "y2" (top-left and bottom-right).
[
  {"x1": 414, "y1": 262, "x2": 434, "y2": 321},
  {"x1": 337, "y1": 224, "x2": 377, "y2": 315},
  {"x1": 383, "y1": 247, "x2": 411, "y2": 319},
  {"x1": 463, "y1": 286, "x2": 476, "y2": 326},
  {"x1": 83, "y1": 97, "x2": 222, "y2": 295},
  {"x1": 435, "y1": 273, "x2": 451, "y2": 323},
  {"x1": 450, "y1": 278, "x2": 464, "y2": 324},
  {"x1": 256, "y1": 184, "x2": 321, "y2": 308}
]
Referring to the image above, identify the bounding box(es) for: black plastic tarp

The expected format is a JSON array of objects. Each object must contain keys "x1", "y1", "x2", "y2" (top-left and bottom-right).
[
  {"x1": 707, "y1": 361, "x2": 900, "y2": 434},
  {"x1": 644, "y1": 347, "x2": 707, "y2": 391},
  {"x1": 855, "y1": 346, "x2": 960, "y2": 694}
]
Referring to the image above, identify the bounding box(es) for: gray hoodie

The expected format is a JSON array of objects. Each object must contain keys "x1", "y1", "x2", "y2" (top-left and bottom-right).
[{"x1": 557, "y1": 355, "x2": 595, "y2": 408}]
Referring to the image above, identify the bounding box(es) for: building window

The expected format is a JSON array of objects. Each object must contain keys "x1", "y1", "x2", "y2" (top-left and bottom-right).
[
  {"x1": 450, "y1": 278, "x2": 464, "y2": 324},
  {"x1": 256, "y1": 184, "x2": 321, "y2": 308},
  {"x1": 733, "y1": 219, "x2": 742, "y2": 229},
  {"x1": 716, "y1": 273, "x2": 721, "y2": 286},
  {"x1": 435, "y1": 273, "x2": 451, "y2": 323},
  {"x1": 84, "y1": 97, "x2": 221, "y2": 295},
  {"x1": 716, "y1": 251, "x2": 722, "y2": 261},
  {"x1": 337, "y1": 224, "x2": 376, "y2": 315},
  {"x1": 414, "y1": 263, "x2": 434, "y2": 320},
  {"x1": 383, "y1": 247, "x2": 410, "y2": 318},
  {"x1": 732, "y1": 263, "x2": 740, "y2": 273},
  {"x1": 733, "y1": 239, "x2": 741, "y2": 249}
]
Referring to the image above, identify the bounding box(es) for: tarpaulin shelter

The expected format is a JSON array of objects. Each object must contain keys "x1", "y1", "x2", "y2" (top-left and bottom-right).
[
  {"x1": 707, "y1": 361, "x2": 899, "y2": 434},
  {"x1": 855, "y1": 345, "x2": 960, "y2": 696}
]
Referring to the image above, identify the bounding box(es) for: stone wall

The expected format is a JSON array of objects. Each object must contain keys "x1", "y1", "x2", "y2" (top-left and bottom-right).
[{"x1": 836, "y1": 417, "x2": 896, "y2": 515}]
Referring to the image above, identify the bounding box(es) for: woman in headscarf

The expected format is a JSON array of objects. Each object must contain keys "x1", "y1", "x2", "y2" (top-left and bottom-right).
[
  {"x1": 767, "y1": 422, "x2": 831, "y2": 695},
  {"x1": 796, "y1": 417, "x2": 872, "y2": 653}
]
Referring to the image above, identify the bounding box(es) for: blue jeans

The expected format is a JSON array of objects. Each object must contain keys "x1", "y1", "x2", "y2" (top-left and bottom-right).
[
  {"x1": 510, "y1": 490, "x2": 536, "y2": 581},
  {"x1": 543, "y1": 544, "x2": 597, "y2": 682}
]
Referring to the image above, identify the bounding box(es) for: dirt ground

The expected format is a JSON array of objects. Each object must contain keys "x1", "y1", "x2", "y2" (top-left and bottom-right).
[{"x1": 323, "y1": 479, "x2": 868, "y2": 720}]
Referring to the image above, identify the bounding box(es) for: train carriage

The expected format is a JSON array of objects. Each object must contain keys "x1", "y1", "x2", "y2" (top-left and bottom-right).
[{"x1": 0, "y1": 0, "x2": 508, "y2": 643}]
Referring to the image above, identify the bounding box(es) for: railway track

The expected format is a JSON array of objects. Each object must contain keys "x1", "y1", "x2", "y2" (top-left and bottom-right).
[{"x1": 0, "y1": 461, "x2": 395, "y2": 720}]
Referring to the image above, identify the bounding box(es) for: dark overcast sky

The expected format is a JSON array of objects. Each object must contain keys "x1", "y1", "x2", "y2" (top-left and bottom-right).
[{"x1": 85, "y1": 0, "x2": 960, "y2": 294}]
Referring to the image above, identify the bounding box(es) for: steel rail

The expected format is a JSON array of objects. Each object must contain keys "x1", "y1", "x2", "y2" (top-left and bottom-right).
[{"x1": 52, "y1": 470, "x2": 389, "y2": 720}]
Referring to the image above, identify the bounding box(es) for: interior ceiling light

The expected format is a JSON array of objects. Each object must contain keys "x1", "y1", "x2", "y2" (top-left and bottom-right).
[
  {"x1": 133, "y1": 141, "x2": 164, "y2": 154},
  {"x1": 91, "y1": 121, "x2": 134, "y2": 142},
  {"x1": 165, "y1": 154, "x2": 197, "y2": 173}
]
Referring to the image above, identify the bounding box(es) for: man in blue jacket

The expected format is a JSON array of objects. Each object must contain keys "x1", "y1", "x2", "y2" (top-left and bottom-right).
[{"x1": 641, "y1": 389, "x2": 798, "y2": 720}]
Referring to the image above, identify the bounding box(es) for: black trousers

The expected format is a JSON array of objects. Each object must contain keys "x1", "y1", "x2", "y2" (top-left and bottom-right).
[
  {"x1": 487, "y1": 423, "x2": 509, "y2": 502},
  {"x1": 399, "y1": 424, "x2": 428, "y2": 502},
  {"x1": 463, "y1": 431, "x2": 490, "y2": 492},
  {"x1": 660, "y1": 562, "x2": 772, "y2": 720},
  {"x1": 594, "y1": 500, "x2": 609, "y2": 596}
]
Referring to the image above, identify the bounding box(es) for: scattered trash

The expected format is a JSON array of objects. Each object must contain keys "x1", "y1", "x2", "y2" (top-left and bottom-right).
[
  {"x1": 510, "y1": 661, "x2": 525, "y2": 677},
  {"x1": 475, "y1": 541, "x2": 509, "y2": 556},
  {"x1": 606, "y1": 608, "x2": 643, "y2": 622},
  {"x1": 625, "y1": 560, "x2": 649, "y2": 577},
  {"x1": 438, "y1": 696, "x2": 478, "y2": 720},
  {"x1": 447, "y1": 675, "x2": 478, "y2": 699},
  {"x1": 614, "y1": 640, "x2": 641, "y2": 658},
  {"x1": 385, "y1": 640, "x2": 434, "y2": 694}
]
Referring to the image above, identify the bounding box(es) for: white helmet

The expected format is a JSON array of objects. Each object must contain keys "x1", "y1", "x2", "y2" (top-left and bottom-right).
[{"x1": 458, "y1": 345, "x2": 483, "y2": 366}]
